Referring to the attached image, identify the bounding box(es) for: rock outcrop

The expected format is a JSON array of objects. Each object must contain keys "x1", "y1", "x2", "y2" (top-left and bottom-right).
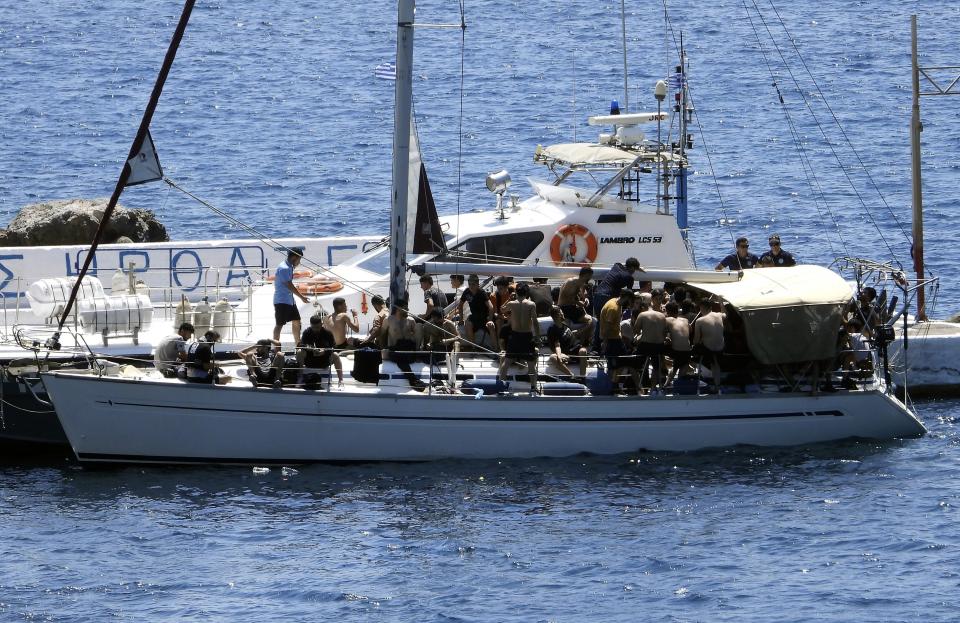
[{"x1": 0, "y1": 199, "x2": 169, "y2": 246}]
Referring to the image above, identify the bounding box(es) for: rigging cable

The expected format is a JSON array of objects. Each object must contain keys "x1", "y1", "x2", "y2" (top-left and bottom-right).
[
  {"x1": 741, "y1": 0, "x2": 846, "y2": 259},
  {"x1": 660, "y1": 1, "x2": 737, "y2": 248},
  {"x1": 453, "y1": 0, "x2": 467, "y2": 277},
  {"x1": 162, "y1": 178, "x2": 499, "y2": 356},
  {"x1": 759, "y1": 0, "x2": 911, "y2": 268}
]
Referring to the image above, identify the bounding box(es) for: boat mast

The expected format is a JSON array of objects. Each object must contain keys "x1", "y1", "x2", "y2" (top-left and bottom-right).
[
  {"x1": 48, "y1": 0, "x2": 196, "y2": 349},
  {"x1": 389, "y1": 0, "x2": 415, "y2": 307},
  {"x1": 910, "y1": 15, "x2": 926, "y2": 321},
  {"x1": 909, "y1": 15, "x2": 960, "y2": 322}
]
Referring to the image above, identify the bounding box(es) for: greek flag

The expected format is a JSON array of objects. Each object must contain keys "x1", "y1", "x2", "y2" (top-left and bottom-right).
[
  {"x1": 667, "y1": 72, "x2": 686, "y2": 91},
  {"x1": 375, "y1": 62, "x2": 396, "y2": 81}
]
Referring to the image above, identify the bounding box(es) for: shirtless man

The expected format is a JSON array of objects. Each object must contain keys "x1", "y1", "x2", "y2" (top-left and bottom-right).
[
  {"x1": 360, "y1": 295, "x2": 388, "y2": 347},
  {"x1": 497, "y1": 282, "x2": 540, "y2": 394},
  {"x1": 693, "y1": 298, "x2": 726, "y2": 388},
  {"x1": 420, "y1": 308, "x2": 460, "y2": 355},
  {"x1": 557, "y1": 266, "x2": 594, "y2": 344},
  {"x1": 379, "y1": 300, "x2": 425, "y2": 390},
  {"x1": 664, "y1": 301, "x2": 693, "y2": 386},
  {"x1": 633, "y1": 295, "x2": 668, "y2": 392},
  {"x1": 328, "y1": 296, "x2": 360, "y2": 349}
]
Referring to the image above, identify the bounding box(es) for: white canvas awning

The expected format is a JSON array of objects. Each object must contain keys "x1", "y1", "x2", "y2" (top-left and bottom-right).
[
  {"x1": 540, "y1": 143, "x2": 640, "y2": 166},
  {"x1": 687, "y1": 265, "x2": 852, "y2": 311}
]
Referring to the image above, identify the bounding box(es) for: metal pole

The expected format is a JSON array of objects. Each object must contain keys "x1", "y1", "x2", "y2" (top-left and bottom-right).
[
  {"x1": 910, "y1": 14, "x2": 927, "y2": 321},
  {"x1": 50, "y1": 0, "x2": 196, "y2": 347},
  {"x1": 389, "y1": 0, "x2": 415, "y2": 307},
  {"x1": 620, "y1": 0, "x2": 629, "y2": 112}
]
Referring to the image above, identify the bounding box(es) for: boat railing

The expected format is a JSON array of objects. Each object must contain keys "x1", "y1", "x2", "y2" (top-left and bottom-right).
[
  {"x1": 227, "y1": 345, "x2": 885, "y2": 397},
  {"x1": 0, "y1": 263, "x2": 261, "y2": 343}
]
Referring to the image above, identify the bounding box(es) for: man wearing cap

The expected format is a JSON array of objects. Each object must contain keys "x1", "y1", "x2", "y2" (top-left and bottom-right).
[
  {"x1": 273, "y1": 249, "x2": 310, "y2": 344},
  {"x1": 759, "y1": 234, "x2": 797, "y2": 267},
  {"x1": 715, "y1": 236, "x2": 758, "y2": 271}
]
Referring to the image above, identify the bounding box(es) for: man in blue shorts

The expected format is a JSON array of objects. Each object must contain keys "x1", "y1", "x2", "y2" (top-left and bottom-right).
[{"x1": 272, "y1": 249, "x2": 310, "y2": 344}]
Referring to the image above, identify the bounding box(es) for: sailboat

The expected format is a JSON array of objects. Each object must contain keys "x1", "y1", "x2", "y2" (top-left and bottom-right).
[{"x1": 39, "y1": 0, "x2": 925, "y2": 464}]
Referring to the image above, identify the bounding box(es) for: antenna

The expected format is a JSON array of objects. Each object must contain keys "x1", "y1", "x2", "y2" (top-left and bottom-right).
[{"x1": 620, "y1": 0, "x2": 629, "y2": 112}]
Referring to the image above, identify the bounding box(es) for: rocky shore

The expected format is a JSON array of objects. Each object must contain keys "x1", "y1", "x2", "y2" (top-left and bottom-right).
[{"x1": 0, "y1": 198, "x2": 168, "y2": 246}]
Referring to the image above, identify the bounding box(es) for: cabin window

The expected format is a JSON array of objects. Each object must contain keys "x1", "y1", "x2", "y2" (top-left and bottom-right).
[
  {"x1": 449, "y1": 231, "x2": 544, "y2": 264},
  {"x1": 356, "y1": 248, "x2": 391, "y2": 274}
]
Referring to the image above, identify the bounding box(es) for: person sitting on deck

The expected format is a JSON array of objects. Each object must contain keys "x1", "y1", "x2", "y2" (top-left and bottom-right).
[
  {"x1": 155, "y1": 321, "x2": 194, "y2": 378},
  {"x1": 380, "y1": 299, "x2": 426, "y2": 391},
  {"x1": 298, "y1": 313, "x2": 343, "y2": 389},
  {"x1": 186, "y1": 330, "x2": 229, "y2": 385},
  {"x1": 840, "y1": 318, "x2": 873, "y2": 389},
  {"x1": 240, "y1": 338, "x2": 285, "y2": 388},
  {"x1": 459, "y1": 274, "x2": 496, "y2": 350},
  {"x1": 528, "y1": 277, "x2": 554, "y2": 317},
  {"x1": 328, "y1": 297, "x2": 360, "y2": 350},
  {"x1": 447, "y1": 274, "x2": 466, "y2": 309},
  {"x1": 557, "y1": 266, "x2": 594, "y2": 345},
  {"x1": 420, "y1": 308, "x2": 460, "y2": 362},
  {"x1": 359, "y1": 295, "x2": 388, "y2": 347},
  {"x1": 547, "y1": 306, "x2": 588, "y2": 379},
  {"x1": 491, "y1": 275, "x2": 514, "y2": 351},
  {"x1": 419, "y1": 274, "x2": 446, "y2": 321},
  {"x1": 715, "y1": 236, "x2": 758, "y2": 271},
  {"x1": 498, "y1": 282, "x2": 541, "y2": 394}
]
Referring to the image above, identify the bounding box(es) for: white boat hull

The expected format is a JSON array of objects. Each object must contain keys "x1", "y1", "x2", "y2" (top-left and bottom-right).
[{"x1": 43, "y1": 372, "x2": 925, "y2": 464}]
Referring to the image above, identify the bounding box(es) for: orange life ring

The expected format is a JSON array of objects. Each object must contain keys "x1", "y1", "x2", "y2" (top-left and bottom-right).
[
  {"x1": 296, "y1": 277, "x2": 344, "y2": 295},
  {"x1": 266, "y1": 269, "x2": 314, "y2": 282},
  {"x1": 549, "y1": 224, "x2": 598, "y2": 266}
]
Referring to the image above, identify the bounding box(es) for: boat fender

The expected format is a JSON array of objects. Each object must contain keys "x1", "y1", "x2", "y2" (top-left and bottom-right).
[
  {"x1": 549, "y1": 224, "x2": 598, "y2": 266},
  {"x1": 193, "y1": 296, "x2": 212, "y2": 334},
  {"x1": 212, "y1": 297, "x2": 234, "y2": 335}
]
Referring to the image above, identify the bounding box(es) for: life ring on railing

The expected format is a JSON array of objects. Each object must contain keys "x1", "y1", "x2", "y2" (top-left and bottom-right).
[
  {"x1": 296, "y1": 277, "x2": 344, "y2": 296},
  {"x1": 266, "y1": 269, "x2": 314, "y2": 282},
  {"x1": 549, "y1": 224, "x2": 598, "y2": 266}
]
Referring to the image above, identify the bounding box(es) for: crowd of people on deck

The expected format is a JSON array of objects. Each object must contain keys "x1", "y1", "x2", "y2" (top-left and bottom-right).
[{"x1": 152, "y1": 237, "x2": 886, "y2": 394}]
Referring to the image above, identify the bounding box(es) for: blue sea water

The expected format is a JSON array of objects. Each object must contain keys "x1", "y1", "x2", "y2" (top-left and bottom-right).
[{"x1": 2, "y1": 0, "x2": 960, "y2": 620}]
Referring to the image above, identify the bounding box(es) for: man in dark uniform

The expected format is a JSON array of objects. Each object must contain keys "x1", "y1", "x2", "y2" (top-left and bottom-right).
[
  {"x1": 758, "y1": 234, "x2": 797, "y2": 267},
  {"x1": 715, "y1": 236, "x2": 759, "y2": 271},
  {"x1": 591, "y1": 257, "x2": 641, "y2": 351}
]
